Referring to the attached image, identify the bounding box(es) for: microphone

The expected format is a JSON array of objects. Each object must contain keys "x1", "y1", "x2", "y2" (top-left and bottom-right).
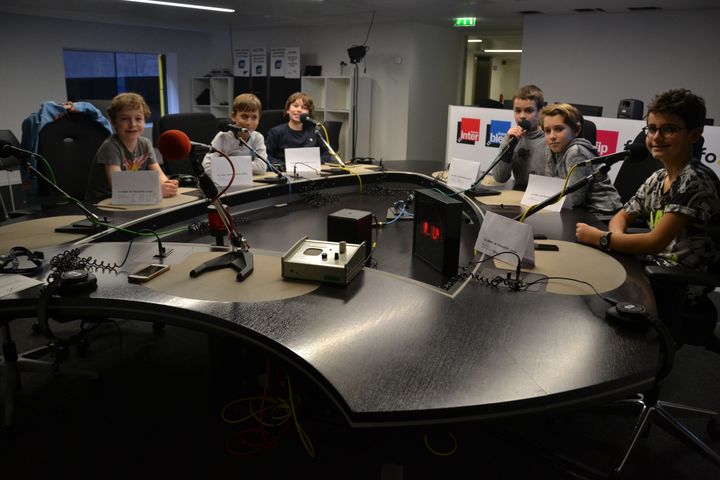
[
  {"x1": 576, "y1": 142, "x2": 646, "y2": 167},
  {"x1": 299, "y1": 113, "x2": 322, "y2": 127},
  {"x1": 217, "y1": 120, "x2": 249, "y2": 135},
  {"x1": 469, "y1": 119, "x2": 533, "y2": 195},
  {"x1": 500, "y1": 119, "x2": 532, "y2": 156},
  {"x1": 0, "y1": 141, "x2": 32, "y2": 170},
  {"x1": 299, "y1": 114, "x2": 347, "y2": 167},
  {"x1": 157, "y1": 130, "x2": 216, "y2": 160}
]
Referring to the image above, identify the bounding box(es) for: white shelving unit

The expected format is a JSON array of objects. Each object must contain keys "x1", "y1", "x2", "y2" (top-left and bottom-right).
[
  {"x1": 301, "y1": 76, "x2": 372, "y2": 161},
  {"x1": 191, "y1": 77, "x2": 233, "y2": 119}
]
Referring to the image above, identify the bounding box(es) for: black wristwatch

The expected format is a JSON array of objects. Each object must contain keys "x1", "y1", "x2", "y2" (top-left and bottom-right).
[{"x1": 599, "y1": 232, "x2": 613, "y2": 251}]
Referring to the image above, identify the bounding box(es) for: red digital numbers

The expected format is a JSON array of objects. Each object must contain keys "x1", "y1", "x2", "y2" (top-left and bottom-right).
[{"x1": 422, "y1": 221, "x2": 442, "y2": 241}]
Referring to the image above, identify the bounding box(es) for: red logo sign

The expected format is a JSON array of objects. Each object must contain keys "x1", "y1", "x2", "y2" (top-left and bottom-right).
[
  {"x1": 595, "y1": 130, "x2": 620, "y2": 156},
  {"x1": 458, "y1": 117, "x2": 481, "y2": 144}
]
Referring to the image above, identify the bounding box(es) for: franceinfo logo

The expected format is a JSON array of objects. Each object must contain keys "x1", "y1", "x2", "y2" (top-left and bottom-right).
[
  {"x1": 485, "y1": 120, "x2": 511, "y2": 148},
  {"x1": 457, "y1": 117, "x2": 481, "y2": 145}
]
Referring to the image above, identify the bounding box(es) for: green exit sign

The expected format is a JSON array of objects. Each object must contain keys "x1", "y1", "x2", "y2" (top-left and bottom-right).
[{"x1": 453, "y1": 17, "x2": 476, "y2": 27}]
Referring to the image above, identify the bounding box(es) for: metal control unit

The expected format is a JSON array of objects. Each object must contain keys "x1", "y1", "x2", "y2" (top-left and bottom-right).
[{"x1": 281, "y1": 237, "x2": 366, "y2": 285}]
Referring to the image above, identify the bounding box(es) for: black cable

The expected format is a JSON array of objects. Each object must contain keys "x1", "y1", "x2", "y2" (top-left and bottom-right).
[{"x1": 361, "y1": 10, "x2": 376, "y2": 45}]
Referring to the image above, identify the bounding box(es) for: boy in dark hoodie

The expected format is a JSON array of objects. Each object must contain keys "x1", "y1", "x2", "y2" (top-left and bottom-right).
[{"x1": 540, "y1": 103, "x2": 622, "y2": 213}]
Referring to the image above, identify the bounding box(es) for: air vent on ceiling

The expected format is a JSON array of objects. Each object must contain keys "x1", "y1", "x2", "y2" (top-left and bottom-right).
[
  {"x1": 627, "y1": 6, "x2": 662, "y2": 11},
  {"x1": 574, "y1": 8, "x2": 606, "y2": 13},
  {"x1": 518, "y1": 10, "x2": 543, "y2": 15}
]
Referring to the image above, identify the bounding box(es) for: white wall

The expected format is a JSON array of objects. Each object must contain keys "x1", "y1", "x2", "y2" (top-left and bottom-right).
[
  {"x1": 489, "y1": 56, "x2": 520, "y2": 103},
  {"x1": 211, "y1": 23, "x2": 464, "y2": 162},
  {"x1": 405, "y1": 24, "x2": 465, "y2": 161},
  {"x1": 520, "y1": 9, "x2": 720, "y2": 122},
  {"x1": 0, "y1": 13, "x2": 212, "y2": 139}
]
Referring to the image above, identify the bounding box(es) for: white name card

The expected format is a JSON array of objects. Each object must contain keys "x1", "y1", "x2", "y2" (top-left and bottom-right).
[
  {"x1": 285, "y1": 147, "x2": 322, "y2": 176},
  {"x1": 447, "y1": 157, "x2": 480, "y2": 190},
  {"x1": 111, "y1": 170, "x2": 161, "y2": 205},
  {"x1": 475, "y1": 210, "x2": 535, "y2": 268},
  {"x1": 520, "y1": 174, "x2": 568, "y2": 212},
  {"x1": 210, "y1": 155, "x2": 254, "y2": 186}
]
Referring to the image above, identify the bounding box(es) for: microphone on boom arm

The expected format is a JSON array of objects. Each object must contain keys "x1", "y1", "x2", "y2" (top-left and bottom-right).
[
  {"x1": 157, "y1": 129, "x2": 254, "y2": 281},
  {"x1": 516, "y1": 142, "x2": 647, "y2": 221},
  {"x1": 214, "y1": 121, "x2": 288, "y2": 183},
  {"x1": 468, "y1": 119, "x2": 533, "y2": 196}
]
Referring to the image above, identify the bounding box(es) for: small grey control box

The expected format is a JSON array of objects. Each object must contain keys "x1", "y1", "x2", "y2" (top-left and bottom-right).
[{"x1": 281, "y1": 236, "x2": 365, "y2": 285}]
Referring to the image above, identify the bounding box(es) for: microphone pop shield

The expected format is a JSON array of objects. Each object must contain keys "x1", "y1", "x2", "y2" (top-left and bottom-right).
[
  {"x1": 518, "y1": 119, "x2": 532, "y2": 131},
  {"x1": 158, "y1": 130, "x2": 192, "y2": 161},
  {"x1": 625, "y1": 142, "x2": 648, "y2": 162}
]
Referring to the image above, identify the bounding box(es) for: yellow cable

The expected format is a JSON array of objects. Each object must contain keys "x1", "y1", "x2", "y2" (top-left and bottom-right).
[
  {"x1": 518, "y1": 163, "x2": 578, "y2": 223},
  {"x1": 423, "y1": 432, "x2": 458, "y2": 456},
  {"x1": 286, "y1": 374, "x2": 316, "y2": 458},
  {"x1": 319, "y1": 123, "x2": 363, "y2": 192}
]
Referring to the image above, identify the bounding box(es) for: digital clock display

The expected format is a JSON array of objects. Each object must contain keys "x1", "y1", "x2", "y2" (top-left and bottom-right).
[{"x1": 412, "y1": 189, "x2": 462, "y2": 275}]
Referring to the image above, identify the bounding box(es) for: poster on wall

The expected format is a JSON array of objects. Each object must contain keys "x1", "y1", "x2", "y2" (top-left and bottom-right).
[
  {"x1": 285, "y1": 47, "x2": 300, "y2": 78},
  {"x1": 270, "y1": 48, "x2": 285, "y2": 77},
  {"x1": 251, "y1": 47, "x2": 267, "y2": 77},
  {"x1": 233, "y1": 48, "x2": 250, "y2": 77}
]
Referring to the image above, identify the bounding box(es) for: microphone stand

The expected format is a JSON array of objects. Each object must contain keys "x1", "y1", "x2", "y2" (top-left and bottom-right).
[
  {"x1": 187, "y1": 154, "x2": 253, "y2": 281},
  {"x1": 20, "y1": 157, "x2": 108, "y2": 234},
  {"x1": 465, "y1": 143, "x2": 513, "y2": 197},
  {"x1": 514, "y1": 163, "x2": 611, "y2": 222},
  {"x1": 291, "y1": 162, "x2": 323, "y2": 178},
  {"x1": 234, "y1": 133, "x2": 288, "y2": 184},
  {"x1": 315, "y1": 126, "x2": 347, "y2": 173}
]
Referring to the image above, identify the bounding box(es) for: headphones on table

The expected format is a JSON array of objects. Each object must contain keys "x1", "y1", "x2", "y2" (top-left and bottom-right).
[{"x1": 0, "y1": 246, "x2": 44, "y2": 276}]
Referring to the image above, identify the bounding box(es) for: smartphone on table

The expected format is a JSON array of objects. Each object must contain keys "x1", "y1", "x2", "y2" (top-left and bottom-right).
[{"x1": 128, "y1": 264, "x2": 170, "y2": 283}]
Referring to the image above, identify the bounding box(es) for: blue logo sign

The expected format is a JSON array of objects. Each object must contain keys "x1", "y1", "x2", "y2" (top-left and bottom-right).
[{"x1": 485, "y1": 120, "x2": 511, "y2": 148}]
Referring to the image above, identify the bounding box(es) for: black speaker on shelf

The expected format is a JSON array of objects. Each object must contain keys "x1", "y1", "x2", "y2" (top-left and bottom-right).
[{"x1": 617, "y1": 99, "x2": 644, "y2": 119}]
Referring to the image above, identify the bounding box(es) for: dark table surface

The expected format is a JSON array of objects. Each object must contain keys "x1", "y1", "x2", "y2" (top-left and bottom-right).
[{"x1": 0, "y1": 165, "x2": 661, "y2": 428}]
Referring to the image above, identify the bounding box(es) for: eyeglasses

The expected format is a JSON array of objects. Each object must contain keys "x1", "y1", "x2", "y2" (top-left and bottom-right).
[{"x1": 642, "y1": 125, "x2": 687, "y2": 137}]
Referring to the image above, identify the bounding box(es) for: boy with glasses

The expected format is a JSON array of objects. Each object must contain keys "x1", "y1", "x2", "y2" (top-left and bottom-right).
[{"x1": 575, "y1": 89, "x2": 720, "y2": 337}]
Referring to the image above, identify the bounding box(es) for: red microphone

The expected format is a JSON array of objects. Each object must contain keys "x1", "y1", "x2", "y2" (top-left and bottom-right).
[{"x1": 158, "y1": 129, "x2": 215, "y2": 160}]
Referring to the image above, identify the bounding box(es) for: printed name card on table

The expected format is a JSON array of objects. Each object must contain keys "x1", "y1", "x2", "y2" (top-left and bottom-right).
[
  {"x1": 446, "y1": 157, "x2": 481, "y2": 190},
  {"x1": 210, "y1": 155, "x2": 254, "y2": 186},
  {"x1": 474, "y1": 210, "x2": 535, "y2": 268},
  {"x1": 285, "y1": 147, "x2": 322, "y2": 177},
  {"x1": 520, "y1": 174, "x2": 569, "y2": 212},
  {"x1": 111, "y1": 170, "x2": 161, "y2": 205}
]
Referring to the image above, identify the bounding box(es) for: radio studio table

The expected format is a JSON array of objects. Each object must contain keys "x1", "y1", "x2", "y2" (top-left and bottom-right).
[{"x1": 0, "y1": 163, "x2": 661, "y2": 428}]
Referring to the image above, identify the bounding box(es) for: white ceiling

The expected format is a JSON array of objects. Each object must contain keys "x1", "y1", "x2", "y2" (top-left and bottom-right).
[{"x1": 1, "y1": 0, "x2": 718, "y2": 35}]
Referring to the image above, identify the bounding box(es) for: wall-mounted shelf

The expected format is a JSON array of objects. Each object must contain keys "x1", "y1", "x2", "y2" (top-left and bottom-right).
[{"x1": 191, "y1": 76, "x2": 233, "y2": 119}]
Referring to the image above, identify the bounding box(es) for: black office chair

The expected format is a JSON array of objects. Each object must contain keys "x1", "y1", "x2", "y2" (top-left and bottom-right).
[
  {"x1": 153, "y1": 112, "x2": 217, "y2": 175},
  {"x1": 611, "y1": 259, "x2": 720, "y2": 475},
  {"x1": 474, "y1": 98, "x2": 504, "y2": 109},
  {"x1": 570, "y1": 103, "x2": 604, "y2": 117},
  {"x1": 612, "y1": 130, "x2": 662, "y2": 204},
  {"x1": 256, "y1": 109, "x2": 286, "y2": 137},
  {"x1": 580, "y1": 118, "x2": 597, "y2": 145},
  {"x1": 322, "y1": 120, "x2": 342, "y2": 154},
  {"x1": 36, "y1": 112, "x2": 111, "y2": 205}
]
